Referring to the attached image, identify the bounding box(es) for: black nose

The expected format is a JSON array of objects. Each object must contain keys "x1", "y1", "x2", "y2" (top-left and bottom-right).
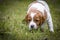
[{"x1": 31, "y1": 25, "x2": 34, "y2": 28}]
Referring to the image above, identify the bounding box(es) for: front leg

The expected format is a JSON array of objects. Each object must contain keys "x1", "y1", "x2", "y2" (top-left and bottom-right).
[{"x1": 47, "y1": 14, "x2": 54, "y2": 32}]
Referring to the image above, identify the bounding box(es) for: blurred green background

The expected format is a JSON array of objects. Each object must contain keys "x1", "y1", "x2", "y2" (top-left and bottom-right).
[{"x1": 0, "y1": 0, "x2": 60, "y2": 40}]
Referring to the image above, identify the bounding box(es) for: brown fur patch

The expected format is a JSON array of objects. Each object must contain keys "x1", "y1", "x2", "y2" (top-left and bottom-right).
[
  {"x1": 26, "y1": 8, "x2": 47, "y2": 26},
  {"x1": 34, "y1": 10, "x2": 47, "y2": 26},
  {"x1": 25, "y1": 14, "x2": 32, "y2": 23}
]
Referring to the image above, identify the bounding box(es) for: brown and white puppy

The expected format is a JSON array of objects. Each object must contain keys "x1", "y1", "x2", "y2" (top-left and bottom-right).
[{"x1": 25, "y1": 0, "x2": 54, "y2": 32}]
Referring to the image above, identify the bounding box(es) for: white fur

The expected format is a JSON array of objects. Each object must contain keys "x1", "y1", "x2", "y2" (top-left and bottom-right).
[
  {"x1": 28, "y1": 3, "x2": 45, "y2": 15},
  {"x1": 29, "y1": 12, "x2": 37, "y2": 30},
  {"x1": 27, "y1": 0, "x2": 54, "y2": 32}
]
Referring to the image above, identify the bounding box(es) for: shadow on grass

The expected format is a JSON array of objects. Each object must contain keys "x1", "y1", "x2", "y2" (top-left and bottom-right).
[{"x1": 0, "y1": 32, "x2": 18, "y2": 40}]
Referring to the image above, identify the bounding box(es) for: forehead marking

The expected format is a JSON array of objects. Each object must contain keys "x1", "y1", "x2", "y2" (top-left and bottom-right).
[{"x1": 30, "y1": 12, "x2": 36, "y2": 19}]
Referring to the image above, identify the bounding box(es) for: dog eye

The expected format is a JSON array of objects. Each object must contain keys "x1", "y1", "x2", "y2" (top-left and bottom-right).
[
  {"x1": 35, "y1": 19, "x2": 39, "y2": 22},
  {"x1": 28, "y1": 19, "x2": 31, "y2": 22}
]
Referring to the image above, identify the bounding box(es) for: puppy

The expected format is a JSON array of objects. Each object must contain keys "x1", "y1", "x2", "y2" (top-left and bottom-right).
[{"x1": 25, "y1": 0, "x2": 54, "y2": 32}]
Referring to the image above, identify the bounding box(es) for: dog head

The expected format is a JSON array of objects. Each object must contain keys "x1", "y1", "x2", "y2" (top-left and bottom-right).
[{"x1": 25, "y1": 8, "x2": 47, "y2": 30}]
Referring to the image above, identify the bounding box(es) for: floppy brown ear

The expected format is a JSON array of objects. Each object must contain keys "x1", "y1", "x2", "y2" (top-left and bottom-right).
[
  {"x1": 41, "y1": 16, "x2": 46, "y2": 24},
  {"x1": 41, "y1": 10, "x2": 47, "y2": 24},
  {"x1": 39, "y1": 10, "x2": 47, "y2": 25}
]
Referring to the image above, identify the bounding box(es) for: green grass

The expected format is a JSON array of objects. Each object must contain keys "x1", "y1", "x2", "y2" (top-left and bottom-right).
[{"x1": 0, "y1": 0, "x2": 60, "y2": 40}]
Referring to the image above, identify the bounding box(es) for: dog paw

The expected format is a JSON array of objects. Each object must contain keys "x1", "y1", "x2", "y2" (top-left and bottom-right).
[{"x1": 49, "y1": 29, "x2": 54, "y2": 33}]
